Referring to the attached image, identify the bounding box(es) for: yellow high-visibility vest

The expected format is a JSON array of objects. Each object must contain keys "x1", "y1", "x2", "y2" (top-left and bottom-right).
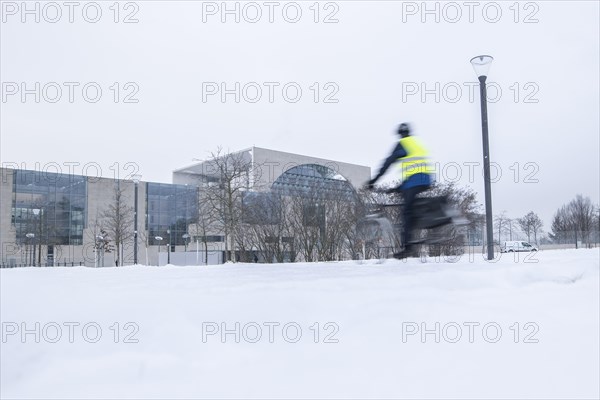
[{"x1": 398, "y1": 136, "x2": 432, "y2": 180}]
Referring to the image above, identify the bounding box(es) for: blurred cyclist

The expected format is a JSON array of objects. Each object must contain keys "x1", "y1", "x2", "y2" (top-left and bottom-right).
[{"x1": 366, "y1": 123, "x2": 433, "y2": 259}]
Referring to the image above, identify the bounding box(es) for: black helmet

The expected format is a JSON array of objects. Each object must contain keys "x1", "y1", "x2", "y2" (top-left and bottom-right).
[{"x1": 397, "y1": 123, "x2": 411, "y2": 137}]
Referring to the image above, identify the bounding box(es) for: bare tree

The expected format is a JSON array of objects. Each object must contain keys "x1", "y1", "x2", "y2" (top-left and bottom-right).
[
  {"x1": 316, "y1": 189, "x2": 357, "y2": 261},
  {"x1": 594, "y1": 204, "x2": 600, "y2": 246},
  {"x1": 530, "y1": 213, "x2": 543, "y2": 245},
  {"x1": 568, "y1": 195, "x2": 596, "y2": 248},
  {"x1": 242, "y1": 192, "x2": 291, "y2": 263},
  {"x1": 517, "y1": 211, "x2": 543, "y2": 244},
  {"x1": 517, "y1": 214, "x2": 532, "y2": 243},
  {"x1": 284, "y1": 183, "x2": 360, "y2": 263},
  {"x1": 550, "y1": 195, "x2": 596, "y2": 248},
  {"x1": 192, "y1": 194, "x2": 218, "y2": 265},
  {"x1": 287, "y1": 190, "x2": 321, "y2": 262},
  {"x1": 202, "y1": 148, "x2": 256, "y2": 262},
  {"x1": 87, "y1": 216, "x2": 114, "y2": 267},
  {"x1": 101, "y1": 183, "x2": 134, "y2": 266},
  {"x1": 494, "y1": 211, "x2": 511, "y2": 244},
  {"x1": 505, "y1": 217, "x2": 515, "y2": 241},
  {"x1": 343, "y1": 188, "x2": 375, "y2": 260},
  {"x1": 550, "y1": 205, "x2": 572, "y2": 244}
]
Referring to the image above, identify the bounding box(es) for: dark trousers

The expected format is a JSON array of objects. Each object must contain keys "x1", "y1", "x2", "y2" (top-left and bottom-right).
[{"x1": 401, "y1": 185, "x2": 429, "y2": 248}]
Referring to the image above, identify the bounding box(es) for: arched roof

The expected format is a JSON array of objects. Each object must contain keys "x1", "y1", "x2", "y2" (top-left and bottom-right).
[{"x1": 271, "y1": 164, "x2": 357, "y2": 200}]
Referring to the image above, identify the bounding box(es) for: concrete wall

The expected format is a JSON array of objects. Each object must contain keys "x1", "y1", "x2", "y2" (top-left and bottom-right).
[
  {"x1": 83, "y1": 175, "x2": 148, "y2": 267},
  {"x1": 172, "y1": 148, "x2": 254, "y2": 186},
  {"x1": 158, "y1": 250, "x2": 223, "y2": 266},
  {"x1": 1, "y1": 168, "x2": 17, "y2": 263},
  {"x1": 252, "y1": 147, "x2": 371, "y2": 191},
  {"x1": 172, "y1": 146, "x2": 371, "y2": 191}
]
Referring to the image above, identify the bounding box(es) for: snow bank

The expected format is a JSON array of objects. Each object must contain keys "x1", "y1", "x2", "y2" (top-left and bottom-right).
[{"x1": 1, "y1": 249, "x2": 598, "y2": 399}]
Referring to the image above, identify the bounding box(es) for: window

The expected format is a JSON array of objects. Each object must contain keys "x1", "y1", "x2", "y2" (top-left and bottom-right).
[
  {"x1": 12, "y1": 170, "x2": 86, "y2": 245},
  {"x1": 146, "y1": 183, "x2": 198, "y2": 245},
  {"x1": 271, "y1": 164, "x2": 356, "y2": 200}
]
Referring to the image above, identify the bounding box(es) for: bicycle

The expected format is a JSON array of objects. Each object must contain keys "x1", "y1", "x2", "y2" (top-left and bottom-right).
[{"x1": 354, "y1": 188, "x2": 468, "y2": 263}]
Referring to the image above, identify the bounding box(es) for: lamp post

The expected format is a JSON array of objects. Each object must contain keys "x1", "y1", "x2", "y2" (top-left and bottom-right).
[
  {"x1": 94, "y1": 235, "x2": 104, "y2": 268},
  {"x1": 182, "y1": 233, "x2": 190, "y2": 266},
  {"x1": 471, "y1": 55, "x2": 495, "y2": 260},
  {"x1": 166, "y1": 229, "x2": 172, "y2": 264},
  {"x1": 155, "y1": 236, "x2": 163, "y2": 266},
  {"x1": 25, "y1": 233, "x2": 34, "y2": 266},
  {"x1": 132, "y1": 174, "x2": 142, "y2": 265},
  {"x1": 31, "y1": 208, "x2": 40, "y2": 265},
  {"x1": 182, "y1": 234, "x2": 190, "y2": 252},
  {"x1": 196, "y1": 235, "x2": 199, "y2": 265}
]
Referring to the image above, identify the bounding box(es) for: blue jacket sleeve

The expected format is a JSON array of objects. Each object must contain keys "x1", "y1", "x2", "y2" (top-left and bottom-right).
[{"x1": 373, "y1": 142, "x2": 407, "y2": 182}]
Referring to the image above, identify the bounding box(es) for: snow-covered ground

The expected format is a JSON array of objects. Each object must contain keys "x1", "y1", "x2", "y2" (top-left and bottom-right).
[{"x1": 1, "y1": 249, "x2": 599, "y2": 399}]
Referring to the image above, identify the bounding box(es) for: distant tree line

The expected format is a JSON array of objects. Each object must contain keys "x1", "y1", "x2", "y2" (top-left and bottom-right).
[
  {"x1": 549, "y1": 195, "x2": 599, "y2": 248},
  {"x1": 493, "y1": 195, "x2": 599, "y2": 249}
]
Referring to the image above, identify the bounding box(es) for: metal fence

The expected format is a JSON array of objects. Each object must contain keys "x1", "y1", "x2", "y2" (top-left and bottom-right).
[{"x1": 0, "y1": 261, "x2": 85, "y2": 268}]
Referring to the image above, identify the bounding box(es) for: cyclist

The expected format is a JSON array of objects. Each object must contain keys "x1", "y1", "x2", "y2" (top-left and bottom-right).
[{"x1": 366, "y1": 123, "x2": 433, "y2": 259}]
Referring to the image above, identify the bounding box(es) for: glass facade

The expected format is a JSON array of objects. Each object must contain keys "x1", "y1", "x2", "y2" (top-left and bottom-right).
[
  {"x1": 242, "y1": 191, "x2": 281, "y2": 225},
  {"x1": 271, "y1": 164, "x2": 356, "y2": 200},
  {"x1": 146, "y1": 182, "x2": 198, "y2": 246},
  {"x1": 12, "y1": 170, "x2": 87, "y2": 245},
  {"x1": 5, "y1": 159, "x2": 362, "y2": 258}
]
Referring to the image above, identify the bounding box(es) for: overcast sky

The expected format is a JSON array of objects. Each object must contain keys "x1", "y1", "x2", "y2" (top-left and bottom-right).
[{"x1": 1, "y1": 0, "x2": 599, "y2": 230}]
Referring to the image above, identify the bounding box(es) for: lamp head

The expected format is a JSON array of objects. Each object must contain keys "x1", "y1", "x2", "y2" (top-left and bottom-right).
[{"x1": 470, "y1": 55, "x2": 494, "y2": 79}]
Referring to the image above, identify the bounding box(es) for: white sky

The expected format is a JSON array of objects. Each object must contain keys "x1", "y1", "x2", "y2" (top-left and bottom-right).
[{"x1": 1, "y1": 0, "x2": 599, "y2": 230}]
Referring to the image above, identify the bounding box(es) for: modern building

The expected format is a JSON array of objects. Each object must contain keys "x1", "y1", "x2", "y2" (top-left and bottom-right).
[
  {"x1": 0, "y1": 167, "x2": 199, "y2": 267},
  {"x1": 0, "y1": 147, "x2": 370, "y2": 267},
  {"x1": 173, "y1": 147, "x2": 370, "y2": 193}
]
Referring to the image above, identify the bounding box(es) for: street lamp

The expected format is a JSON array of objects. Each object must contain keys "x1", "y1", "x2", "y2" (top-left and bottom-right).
[
  {"x1": 471, "y1": 55, "x2": 495, "y2": 260},
  {"x1": 94, "y1": 235, "x2": 104, "y2": 268},
  {"x1": 182, "y1": 233, "x2": 190, "y2": 252},
  {"x1": 166, "y1": 229, "x2": 172, "y2": 264},
  {"x1": 132, "y1": 174, "x2": 142, "y2": 265},
  {"x1": 31, "y1": 209, "x2": 40, "y2": 266},
  {"x1": 155, "y1": 236, "x2": 163, "y2": 266},
  {"x1": 25, "y1": 233, "x2": 34, "y2": 266}
]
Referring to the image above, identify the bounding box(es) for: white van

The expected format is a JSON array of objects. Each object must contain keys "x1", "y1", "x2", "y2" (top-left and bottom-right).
[{"x1": 501, "y1": 241, "x2": 538, "y2": 253}]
